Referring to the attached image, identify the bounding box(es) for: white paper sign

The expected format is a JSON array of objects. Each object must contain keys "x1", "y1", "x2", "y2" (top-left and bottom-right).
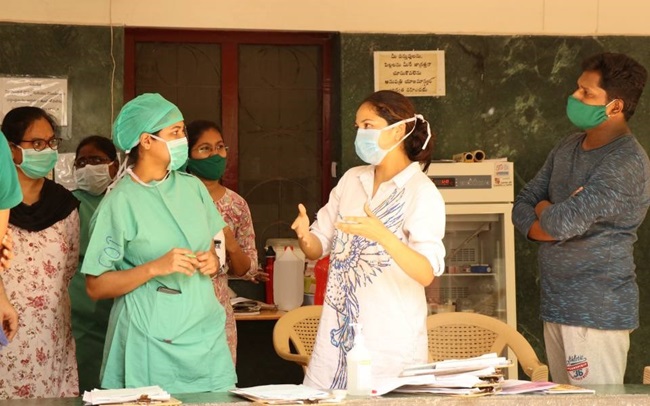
[
  {"x1": 374, "y1": 50, "x2": 446, "y2": 97},
  {"x1": 1, "y1": 77, "x2": 68, "y2": 126}
]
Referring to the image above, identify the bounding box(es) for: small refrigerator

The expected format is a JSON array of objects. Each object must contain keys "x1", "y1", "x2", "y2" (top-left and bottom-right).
[{"x1": 425, "y1": 161, "x2": 518, "y2": 377}]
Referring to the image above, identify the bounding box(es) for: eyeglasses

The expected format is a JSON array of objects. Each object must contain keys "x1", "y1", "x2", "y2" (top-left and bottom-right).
[
  {"x1": 195, "y1": 144, "x2": 229, "y2": 157},
  {"x1": 19, "y1": 137, "x2": 62, "y2": 152},
  {"x1": 75, "y1": 156, "x2": 113, "y2": 168}
]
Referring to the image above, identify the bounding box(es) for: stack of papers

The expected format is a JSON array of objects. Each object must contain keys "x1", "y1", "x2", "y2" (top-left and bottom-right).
[
  {"x1": 231, "y1": 384, "x2": 343, "y2": 404},
  {"x1": 373, "y1": 353, "x2": 511, "y2": 396},
  {"x1": 82, "y1": 386, "x2": 178, "y2": 405},
  {"x1": 400, "y1": 353, "x2": 511, "y2": 377}
]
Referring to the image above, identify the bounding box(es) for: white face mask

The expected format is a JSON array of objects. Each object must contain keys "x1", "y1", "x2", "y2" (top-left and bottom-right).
[
  {"x1": 74, "y1": 163, "x2": 114, "y2": 196},
  {"x1": 354, "y1": 117, "x2": 418, "y2": 165}
]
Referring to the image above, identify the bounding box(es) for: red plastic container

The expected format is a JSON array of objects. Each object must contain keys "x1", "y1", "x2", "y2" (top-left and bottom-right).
[
  {"x1": 264, "y1": 246, "x2": 276, "y2": 304},
  {"x1": 314, "y1": 256, "x2": 329, "y2": 305}
]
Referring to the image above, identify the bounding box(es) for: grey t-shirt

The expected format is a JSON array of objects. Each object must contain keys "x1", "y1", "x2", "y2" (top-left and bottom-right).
[{"x1": 512, "y1": 132, "x2": 650, "y2": 330}]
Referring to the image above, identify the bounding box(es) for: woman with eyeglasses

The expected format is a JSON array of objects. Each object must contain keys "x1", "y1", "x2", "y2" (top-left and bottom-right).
[
  {"x1": 0, "y1": 106, "x2": 80, "y2": 399},
  {"x1": 185, "y1": 120, "x2": 266, "y2": 365},
  {"x1": 81, "y1": 94, "x2": 236, "y2": 392},
  {"x1": 69, "y1": 135, "x2": 118, "y2": 393}
]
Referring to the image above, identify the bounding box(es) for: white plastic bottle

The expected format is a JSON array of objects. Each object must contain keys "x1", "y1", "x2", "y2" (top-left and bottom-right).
[
  {"x1": 273, "y1": 246, "x2": 304, "y2": 311},
  {"x1": 346, "y1": 323, "x2": 373, "y2": 397}
]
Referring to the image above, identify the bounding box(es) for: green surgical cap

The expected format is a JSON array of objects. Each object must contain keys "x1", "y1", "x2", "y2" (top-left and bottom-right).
[{"x1": 112, "y1": 93, "x2": 184, "y2": 152}]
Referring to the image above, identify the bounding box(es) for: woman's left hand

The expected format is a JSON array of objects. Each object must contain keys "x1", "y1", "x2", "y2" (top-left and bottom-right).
[
  {"x1": 0, "y1": 230, "x2": 14, "y2": 271},
  {"x1": 242, "y1": 269, "x2": 270, "y2": 284},
  {"x1": 335, "y1": 203, "x2": 391, "y2": 244},
  {"x1": 195, "y1": 250, "x2": 221, "y2": 277}
]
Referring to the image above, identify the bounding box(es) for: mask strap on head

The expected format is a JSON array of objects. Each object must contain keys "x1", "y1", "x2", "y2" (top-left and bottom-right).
[
  {"x1": 414, "y1": 114, "x2": 432, "y2": 150},
  {"x1": 106, "y1": 147, "x2": 133, "y2": 194},
  {"x1": 149, "y1": 133, "x2": 165, "y2": 143}
]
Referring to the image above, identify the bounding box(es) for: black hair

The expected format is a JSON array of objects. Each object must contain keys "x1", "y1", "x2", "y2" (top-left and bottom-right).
[
  {"x1": 75, "y1": 135, "x2": 118, "y2": 161},
  {"x1": 582, "y1": 52, "x2": 648, "y2": 121},
  {"x1": 1, "y1": 106, "x2": 59, "y2": 144},
  {"x1": 360, "y1": 90, "x2": 435, "y2": 170},
  {"x1": 186, "y1": 120, "x2": 222, "y2": 150}
]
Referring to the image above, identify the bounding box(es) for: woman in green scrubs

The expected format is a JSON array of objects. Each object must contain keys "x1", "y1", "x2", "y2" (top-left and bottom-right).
[
  {"x1": 0, "y1": 130, "x2": 22, "y2": 342},
  {"x1": 81, "y1": 94, "x2": 236, "y2": 392},
  {"x1": 0, "y1": 131, "x2": 21, "y2": 270},
  {"x1": 69, "y1": 135, "x2": 118, "y2": 392}
]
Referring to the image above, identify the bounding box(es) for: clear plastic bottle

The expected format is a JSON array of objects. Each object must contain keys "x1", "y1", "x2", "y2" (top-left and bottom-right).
[{"x1": 346, "y1": 323, "x2": 372, "y2": 397}]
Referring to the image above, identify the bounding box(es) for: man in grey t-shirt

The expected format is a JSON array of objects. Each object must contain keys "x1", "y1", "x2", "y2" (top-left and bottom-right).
[{"x1": 513, "y1": 52, "x2": 650, "y2": 385}]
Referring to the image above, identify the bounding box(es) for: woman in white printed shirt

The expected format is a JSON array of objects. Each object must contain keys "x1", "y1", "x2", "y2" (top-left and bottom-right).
[{"x1": 292, "y1": 90, "x2": 446, "y2": 389}]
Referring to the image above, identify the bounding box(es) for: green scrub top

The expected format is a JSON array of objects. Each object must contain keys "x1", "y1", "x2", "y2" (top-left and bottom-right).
[
  {"x1": 0, "y1": 135, "x2": 22, "y2": 209},
  {"x1": 81, "y1": 171, "x2": 236, "y2": 392},
  {"x1": 70, "y1": 189, "x2": 113, "y2": 392}
]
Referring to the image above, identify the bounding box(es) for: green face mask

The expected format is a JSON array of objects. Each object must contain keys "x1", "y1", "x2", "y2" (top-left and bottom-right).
[
  {"x1": 566, "y1": 95, "x2": 616, "y2": 130},
  {"x1": 186, "y1": 154, "x2": 226, "y2": 180},
  {"x1": 17, "y1": 146, "x2": 58, "y2": 179}
]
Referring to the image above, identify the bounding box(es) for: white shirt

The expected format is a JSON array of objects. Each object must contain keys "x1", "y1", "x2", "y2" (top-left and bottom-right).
[{"x1": 304, "y1": 162, "x2": 446, "y2": 390}]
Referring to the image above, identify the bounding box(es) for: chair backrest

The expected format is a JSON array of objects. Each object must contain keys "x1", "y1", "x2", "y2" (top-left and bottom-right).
[
  {"x1": 644, "y1": 366, "x2": 650, "y2": 384},
  {"x1": 273, "y1": 305, "x2": 323, "y2": 370},
  {"x1": 427, "y1": 312, "x2": 548, "y2": 381}
]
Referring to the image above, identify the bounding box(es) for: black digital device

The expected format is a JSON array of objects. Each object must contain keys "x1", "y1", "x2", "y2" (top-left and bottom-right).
[{"x1": 157, "y1": 286, "x2": 181, "y2": 295}]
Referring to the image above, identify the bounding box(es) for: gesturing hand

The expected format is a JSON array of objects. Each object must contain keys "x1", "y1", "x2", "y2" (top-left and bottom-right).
[
  {"x1": 291, "y1": 203, "x2": 311, "y2": 248},
  {"x1": 335, "y1": 203, "x2": 391, "y2": 244},
  {"x1": 153, "y1": 248, "x2": 199, "y2": 277}
]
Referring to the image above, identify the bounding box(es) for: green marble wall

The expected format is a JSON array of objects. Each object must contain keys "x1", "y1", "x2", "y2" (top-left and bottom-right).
[
  {"x1": 340, "y1": 34, "x2": 650, "y2": 383},
  {"x1": 0, "y1": 23, "x2": 124, "y2": 153}
]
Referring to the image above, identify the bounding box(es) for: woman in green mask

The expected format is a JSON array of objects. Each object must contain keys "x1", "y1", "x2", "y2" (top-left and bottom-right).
[
  {"x1": 81, "y1": 94, "x2": 236, "y2": 392},
  {"x1": 186, "y1": 120, "x2": 265, "y2": 365},
  {"x1": 0, "y1": 107, "x2": 81, "y2": 399}
]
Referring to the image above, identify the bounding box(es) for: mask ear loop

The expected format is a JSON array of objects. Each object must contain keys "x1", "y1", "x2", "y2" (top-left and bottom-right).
[
  {"x1": 605, "y1": 99, "x2": 619, "y2": 118},
  {"x1": 415, "y1": 114, "x2": 432, "y2": 150}
]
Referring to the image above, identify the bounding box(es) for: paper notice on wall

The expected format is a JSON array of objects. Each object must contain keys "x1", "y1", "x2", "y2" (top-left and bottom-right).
[
  {"x1": 0, "y1": 77, "x2": 68, "y2": 126},
  {"x1": 374, "y1": 50, "x2": 445, "y2": 97}
]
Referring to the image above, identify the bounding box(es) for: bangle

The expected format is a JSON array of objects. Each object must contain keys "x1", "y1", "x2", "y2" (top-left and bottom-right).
[{"x1": 244, "y1": 269, "x2": 258, "y2": 281}]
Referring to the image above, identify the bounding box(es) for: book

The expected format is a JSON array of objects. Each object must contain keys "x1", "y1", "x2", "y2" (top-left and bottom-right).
[
  {"x1": 496, "y1": 380, "x2": 595, "y2": 395},
  {"x1": 231, "y1": 384, "x2": 343, "y2": 404},
  {"x1": 230, "y1": 297, "x2": 277, "y2": 314},
  {"x1": 497, "y1": 380, "x2": 558, "y2": 395},
  {"x1": 543, "y1": 383, "x2": 595, "y2": 394}
]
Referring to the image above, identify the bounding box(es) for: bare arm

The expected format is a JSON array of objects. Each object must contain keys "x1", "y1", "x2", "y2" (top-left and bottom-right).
[
  {"x1": 291, "y1": 204, "x2": 323, "y2": 260},
  {"x1": 86, "y1": 248, "x2": 199, "y2": 300},
  {"x1": 223, "y1": 226, "x2": 251, "y2": 277}
]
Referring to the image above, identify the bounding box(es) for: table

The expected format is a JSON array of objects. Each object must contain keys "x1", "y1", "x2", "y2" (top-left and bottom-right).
[
  {"x1": 234, "y1": 308, "x2": 303, "y2": 387},
  {"x1": 233, "y1": 309, "x2": 285, "y2": 321},
  {"x1": 3, "y1": 385, "x2": 650, "y2": 405}
]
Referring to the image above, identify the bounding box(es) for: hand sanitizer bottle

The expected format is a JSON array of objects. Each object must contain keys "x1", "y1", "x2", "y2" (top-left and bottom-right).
[{"x1": 346, "y1": 323, "x2": 372, "y2": 397}]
